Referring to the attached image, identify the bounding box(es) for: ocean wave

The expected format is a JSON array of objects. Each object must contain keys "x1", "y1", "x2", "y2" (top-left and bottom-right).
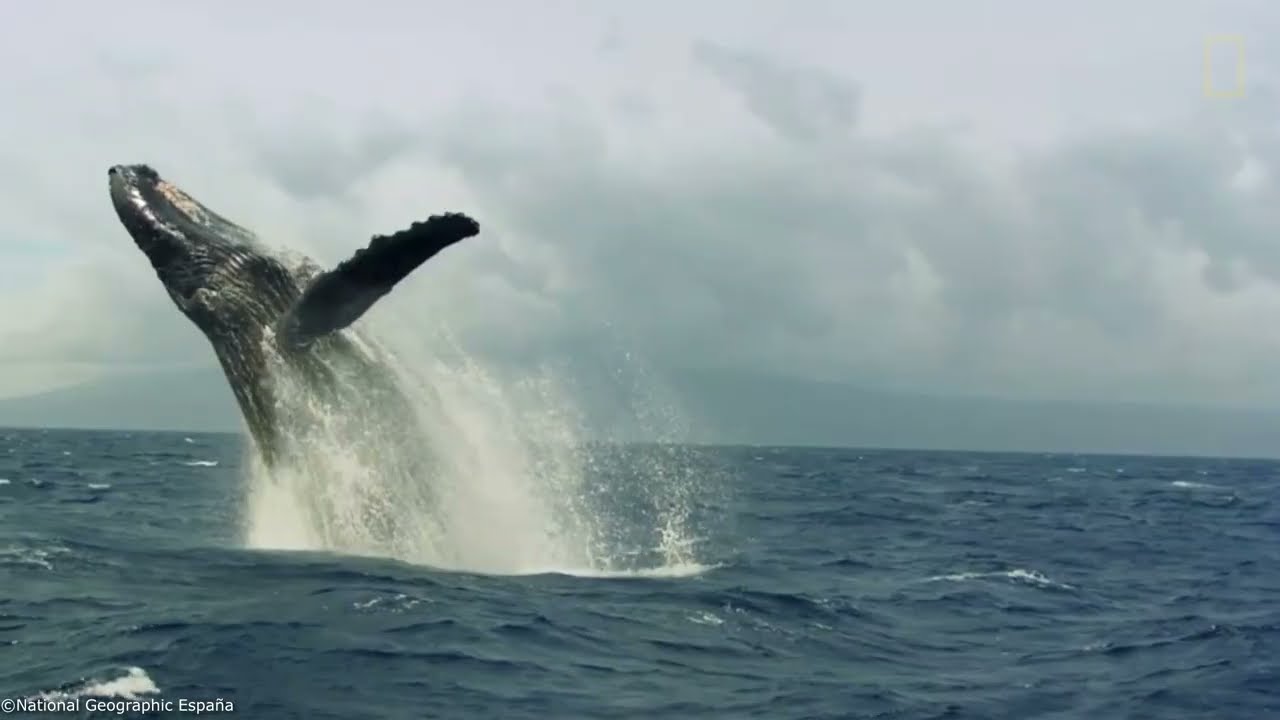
[
  {"x1": 2, "y1": 431, "x2": 1277, "y2": 718},
  {"x1": 524, "y1": 562, "x2": 720, "y2": 579},
  {"x1": 0, "y1": 543, "x2": 71, "y2": 571},
  {"x1": 924, "y1": 568, "x2": 1075, "y2": 590},
  {"x1": 31, "y1": 667, "x2": 160, "y2": 702},
  {"x1": 1170, "y1": 480, "x2": 1230, "y2": 491}
]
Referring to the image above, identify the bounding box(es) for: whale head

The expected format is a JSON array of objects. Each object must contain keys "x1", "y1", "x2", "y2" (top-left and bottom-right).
[{"x1": 108, "y1": 164, "x2": 296, "y2": 330}]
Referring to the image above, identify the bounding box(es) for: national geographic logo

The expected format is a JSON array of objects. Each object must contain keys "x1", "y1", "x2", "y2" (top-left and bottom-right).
[{"x1": 1203, "y1": 35, "x2": 1245, "y2": 99}]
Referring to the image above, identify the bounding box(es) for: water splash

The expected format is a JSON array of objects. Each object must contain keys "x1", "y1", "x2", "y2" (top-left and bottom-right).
[
  {"x1": 241, "y1": 314, "x2": 720, "y2": 577},
  {"x1": 32, "y1": 667, "x2": 160, "y2": 703}
]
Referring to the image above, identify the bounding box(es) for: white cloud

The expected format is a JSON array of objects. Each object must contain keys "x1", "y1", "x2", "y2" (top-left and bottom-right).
[{"x1": 1, "y1": 1, "x2": 1279, "y2": 410}]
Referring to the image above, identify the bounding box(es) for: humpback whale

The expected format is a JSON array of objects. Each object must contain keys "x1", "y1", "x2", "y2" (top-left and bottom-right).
[{"x1": 106, "y1": 163, "x2": 480, "y2": 469}]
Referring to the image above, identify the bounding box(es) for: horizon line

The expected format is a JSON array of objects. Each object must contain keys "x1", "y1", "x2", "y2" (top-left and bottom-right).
[{"x1": 3, "y1": 423, "x2": 1278, "y2": 463}]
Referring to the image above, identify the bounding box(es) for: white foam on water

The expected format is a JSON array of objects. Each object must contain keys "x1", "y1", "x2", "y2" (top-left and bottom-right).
[
  {"x1": 501, "y1": 561, "x2": 719, "y2": 579},
  {"x1": 241, "y1": 314, "x2": 717, "y2": 577},
  {"x1": 0, "y1": 543, "x2": 70, "y2": 571},
  {"x1": 76, "y1": 668, "x2": 161, "y2": 699},
  {"x1": 687, "y1": 610, "x2": 726, "y2": 626},
  {"x1": 182, "y1": 460, "x2": 219, "y2": 467},
  {"x1": 33, "y1": 667, "x2": 160, "y2": 701},
  {"x1": 1171, "y1": 480, "x2": 1228, "y2": 490},
  {"x1": 925, "y1": 567, "x2": 1075, "y2": 590},
  {"x1": 352, "y1": 593, "x2": 426, "y2": 613}
]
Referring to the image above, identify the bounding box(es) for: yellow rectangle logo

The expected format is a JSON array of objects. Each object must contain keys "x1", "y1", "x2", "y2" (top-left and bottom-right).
[{"x1": 1204, "y1": 35, "x2": 1245, "y2": 98}]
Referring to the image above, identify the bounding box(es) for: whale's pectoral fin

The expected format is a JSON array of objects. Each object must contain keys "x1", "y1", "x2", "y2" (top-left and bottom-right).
[{"x1": 276, "y1": 212, "x2": 480, "y2": 346}]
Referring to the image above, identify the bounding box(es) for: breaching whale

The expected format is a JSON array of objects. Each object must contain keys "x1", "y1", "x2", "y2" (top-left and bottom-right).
[{"x1": 106, "y1": 163, "x2": 480, "y2": 468}]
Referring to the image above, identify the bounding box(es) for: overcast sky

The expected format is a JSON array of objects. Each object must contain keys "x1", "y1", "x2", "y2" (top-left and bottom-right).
[{"x1": 1, "y1": 1, "x2": 1279, "y2": 409}]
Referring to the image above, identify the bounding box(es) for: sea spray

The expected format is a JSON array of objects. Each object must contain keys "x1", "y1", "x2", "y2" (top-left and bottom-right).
[{"x1": 240, "y1": 312, "x2": 721, "y2": 576}]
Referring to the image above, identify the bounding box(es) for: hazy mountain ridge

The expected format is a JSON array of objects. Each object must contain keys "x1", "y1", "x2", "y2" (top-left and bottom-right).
[
  {"x1": 0, "y1": 367, "x2": 238, "y2": 434},
  {"x1": 2, "y1": 366, "x2": 1278, "y2": 458},
  {"x1": 665, "y1": 369, "x2": 1280, "y2": 458}
]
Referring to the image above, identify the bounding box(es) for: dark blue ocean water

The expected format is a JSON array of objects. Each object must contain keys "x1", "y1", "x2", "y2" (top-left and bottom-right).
[{"x1": 0, "y1": 428, "x2": 1277, "y2": 719}]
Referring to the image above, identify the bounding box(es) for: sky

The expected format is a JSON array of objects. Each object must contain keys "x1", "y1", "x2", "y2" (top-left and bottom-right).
[{"x1": 2, "y1": 1, "x2": 1280, "y2": 412}]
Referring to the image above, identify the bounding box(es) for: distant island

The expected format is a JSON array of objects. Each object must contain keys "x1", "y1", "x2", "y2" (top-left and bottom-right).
[{"x1": 2, "y1": 365, "x2": 1279, "y2": 459}]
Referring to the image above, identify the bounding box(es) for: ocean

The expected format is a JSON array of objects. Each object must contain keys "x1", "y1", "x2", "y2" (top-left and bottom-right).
[{"x1": 0, "y1": 427, "x2": 1276, "y2": 719}]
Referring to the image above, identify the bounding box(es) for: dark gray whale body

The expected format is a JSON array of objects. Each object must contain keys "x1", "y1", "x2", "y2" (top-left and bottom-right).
[{"x1": 107, "y1": 164, "x2": 480, "y2": 468}]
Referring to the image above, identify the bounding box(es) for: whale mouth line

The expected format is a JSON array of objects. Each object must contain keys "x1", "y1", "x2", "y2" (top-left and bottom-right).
[
  {"x1": 106, "y1": 164, "x2": 247, "y2": 319},
  {"x1": 109, "y1": 164, "x2": 265, "y2": 260},
  {"x1": 108, "y1": 164, "x2": 193, "y2": 252}
]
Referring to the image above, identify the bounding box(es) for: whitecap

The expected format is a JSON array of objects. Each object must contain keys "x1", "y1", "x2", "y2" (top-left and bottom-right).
[
  {"x1": 0, "y1": 545, "x2": 68, "y2": 571},
  {"x1": 1171, "y1": 480, "x2": 1228, "y2": 491},
  {"x1": 1005, "y1": 568, "x2": 1072, "y2": 589},
  {"x1": 422, "y1": 559, "x2": 720, "y2": 580},
  {"x1": 514, "y1": 562, "x2": 719, "y2": 579},
  {"x1": 32, "y1": 667, "x2": 160, "y2": 701},
  {"x1": 352, "y1": 593, "x2": 425, "y2": 613},
  {"x1": 925, "y1": 568, "x2": 1074, "y2": 590},
  {"x1": 78, "y1": 668, "x2": 161, "y2": 699},
  {"x1": 181, "y1": 460, "x2": 219, "y2": 467}
]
